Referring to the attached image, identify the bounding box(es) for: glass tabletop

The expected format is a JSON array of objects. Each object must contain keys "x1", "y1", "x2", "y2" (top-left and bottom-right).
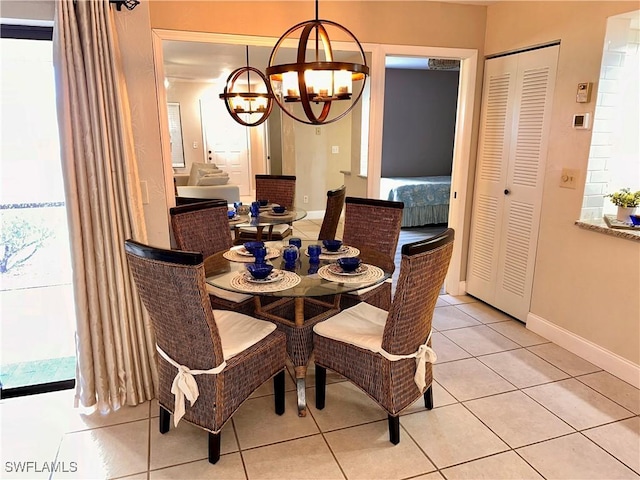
[
  {"x1": 205, "y1": 240, "x2": 391, "y2": 298},
  {"x1": 230, "y1": 207, "x2": 307, "y2": 228}
]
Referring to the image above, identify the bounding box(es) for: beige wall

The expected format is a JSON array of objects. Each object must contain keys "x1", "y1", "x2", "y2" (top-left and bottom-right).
[
  {"x1": 113, "y1": 4, "x2": 170, "y2": 247},
  {"x1": 165, "y1": 81, "x2": 209, "y2": 174},
  {"x1": 0, "y1": 0, "x2": 53, "y2": 21},
  {"x1": 149, "y1": 1, "x2": 486, "y2": 49},
  {"x1": 485, "y1": 1, "x2": 640, "y2": 364}
]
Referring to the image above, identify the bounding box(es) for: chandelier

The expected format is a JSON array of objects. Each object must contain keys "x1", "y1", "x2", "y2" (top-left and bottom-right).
[
  {"x1": 219, "y1": 46, "x2": 274, "y2": 127},
  {"x1": 266, "y1": 0, "x2": 369, "y2": 125}
]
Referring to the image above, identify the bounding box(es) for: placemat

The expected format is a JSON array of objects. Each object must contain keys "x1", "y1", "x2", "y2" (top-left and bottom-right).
[
  {"x1": 261, "y1": 211, "x2": 295, "y2": 219},
  {"x1": 304, "y1": 245, "x2": 360, "y2": 260},
  {"x1": 229, "y1": 270, "x2": 301, "y2": 293},
  {"x1": 223, "y1": 246, "x2": 281, "y2": 263},
  {"x1": 317, "y1": 264, "x2": 384, "y2": 284},
  {"x1": 228, "y1": 214, "x2": 249, "y2": 226}
]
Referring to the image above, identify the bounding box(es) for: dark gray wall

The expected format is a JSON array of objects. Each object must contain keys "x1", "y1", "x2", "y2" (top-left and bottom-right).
[{"x1": 381, "y1": 69, "x2": 459, "y2": 177}]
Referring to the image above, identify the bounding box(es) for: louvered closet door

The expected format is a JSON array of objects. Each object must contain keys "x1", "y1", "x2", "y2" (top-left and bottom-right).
[{"x1": 467, "y1": 45, "x2": 559, "y2": 322}]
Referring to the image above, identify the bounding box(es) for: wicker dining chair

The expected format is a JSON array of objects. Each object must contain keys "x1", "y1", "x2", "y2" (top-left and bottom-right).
[
  {"x1": 340, "y1": 197, "x2": 404, "y2": 311},
  {"x1": 169, "y1": 199, "x2": 255, "y2": 315},
  {"x1": 175, "y1": 196, "x2": 212, "y2": 206},
  {"x1": 236, "y1": 174, "x2": 296, "y2": 242},
  {"x1": 124, "y1": 240, "x2": 287, "y2": 464},
  {"x1": 313, "y1": 229, "x2": 455, "y2": 444},
  {"x1": 318, "y1": 185, "x2": 346, "y2": 241}
]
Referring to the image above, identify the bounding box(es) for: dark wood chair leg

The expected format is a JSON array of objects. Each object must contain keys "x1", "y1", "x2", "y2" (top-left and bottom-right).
[
  {"x1": 424, "y1": 385, "x2": 434, "y2": 410},
  {"x1": 208, "y1": 432, "x2": 221, "y2": 464},
  {"x1": 315, "y1": 365, "x2": 326, "y2": 410},
  {"x1": 159, "y1": 405, "x2": 170, "y2": 434},
  {"x1": 388, "y1": 415, "x2": 400, "y2": 444},
  {"x1": 274, "y1": 370, "x2": 285, "y2": 415}
]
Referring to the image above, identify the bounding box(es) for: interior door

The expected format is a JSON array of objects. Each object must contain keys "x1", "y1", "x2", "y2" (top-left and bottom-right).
[
  {"x1": 467, "y1": 45, "x2": 559, "y2": 322},
  {"x1": 200, "y1": 98, "x2": 252, "y2": 196}
]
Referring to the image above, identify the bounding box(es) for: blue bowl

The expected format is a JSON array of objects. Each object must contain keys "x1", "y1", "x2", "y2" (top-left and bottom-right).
[
  {"x1": 272, "y1": 205, "x2": 286, "y2": 214},
  {"x1": 246, "y1": 263, "x2": 273, "y2": 279},
  {"x1": 322, "y1": 239, "x2": 343, "y2": 252},
  {"x1": 338, "y1": 257, "x2": 361, "y2": 272},
  {"x1": 227, "y1": 210, "x2": 236, "y2": 219},
  {"x1": 243, "y1": 241, "x2": 265, "y2": 254},
  {"x1": 630, "y1": 214, "x2": 640, "y2": 226},
  {"x1": 258, "y1": 199, "x2": 269, "y2": 207}
]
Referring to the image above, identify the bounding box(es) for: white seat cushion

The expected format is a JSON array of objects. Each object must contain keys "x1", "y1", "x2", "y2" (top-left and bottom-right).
[
  {"x1": 313, "y1": 302, "x2": 388, "y2": 353},
  {"x1": 238, "y1": 224, "x2": 291, "y2": 235},
  {"x1": 206, "y1": 284, "x2": 252, "y2": 303},
  {"x1": 213, "y1": 309, "x2": 276, "y2": 359},
  {"x1": 351, "y1": 278, "x2": 393, "y2": 296}
]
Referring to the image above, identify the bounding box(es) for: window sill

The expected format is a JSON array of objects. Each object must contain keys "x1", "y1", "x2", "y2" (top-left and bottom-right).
[{"x1": 575, "y1": 218, "x2": 640, "y2": 242}]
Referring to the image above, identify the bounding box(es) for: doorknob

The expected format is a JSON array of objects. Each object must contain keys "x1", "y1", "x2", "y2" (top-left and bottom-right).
[{"x1": 504, "y1": 189, "x2": 511, "y2": 195}]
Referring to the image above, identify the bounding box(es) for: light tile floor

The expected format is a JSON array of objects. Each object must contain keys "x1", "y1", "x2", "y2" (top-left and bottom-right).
[{"x1": 2, "y1": 220, "x2": 638, "y2": 480}]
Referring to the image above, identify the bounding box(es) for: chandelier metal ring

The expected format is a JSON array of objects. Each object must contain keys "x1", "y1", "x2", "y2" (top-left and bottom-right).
[
  {"x1": 266, "y1": 18, "x2": 369, "y2": 125},
  {"x1": 219, "y1": 65, "x2": 274, "y2": 127}
]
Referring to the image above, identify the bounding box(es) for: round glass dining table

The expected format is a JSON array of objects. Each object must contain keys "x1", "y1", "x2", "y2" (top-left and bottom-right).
[
  {"x1": 205, "y1": 239, "x2": 391, "y2": 416},
  {"x1": 204, "y1": 240, "x2": 390, "y2": 301}
]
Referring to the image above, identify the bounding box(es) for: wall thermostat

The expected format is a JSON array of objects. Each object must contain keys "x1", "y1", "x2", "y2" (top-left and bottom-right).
[
  {"x1": 572, "y1": 113, "x2": 591, "y2": 129},
  {"x1": 576, "y1": 82, "x2": 593, "y2": 103}
]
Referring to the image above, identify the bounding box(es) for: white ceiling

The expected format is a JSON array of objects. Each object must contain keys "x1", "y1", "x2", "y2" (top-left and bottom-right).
[
  {"x1": 162, "y1": 40, "x2": 460, "y2": 84},
  {"x1": 162, "y1": 41, "x2": 273, "y2": 84}
]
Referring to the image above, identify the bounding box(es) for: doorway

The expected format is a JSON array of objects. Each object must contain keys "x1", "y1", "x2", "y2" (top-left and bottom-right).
[
  {"x1": 0, "y1": 24, "x2": 76, "y2": 397},
  {"x1": 152, "y1": 31, "x2": 479, "y2": 293}
]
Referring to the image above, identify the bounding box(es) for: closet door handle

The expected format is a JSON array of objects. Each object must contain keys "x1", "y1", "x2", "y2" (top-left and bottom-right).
[{"x1": 504, "y1": 189, "x2": 511, "y2": 195}]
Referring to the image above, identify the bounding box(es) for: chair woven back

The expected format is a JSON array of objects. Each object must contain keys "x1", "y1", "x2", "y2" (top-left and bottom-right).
[
  {"x1": 170, "y1": 199, "x2": 232, "y2": 258},
  {"x1": 382, "y1": 229, "x2": 454, "y2": 355},
  {"x1": 318, "y1": 185, "x2": 346, "y2": 241},
  {"x1": 255, "y1": 175, "x2": 296, "y2": 210},
  {"x1": 124, "y1": 240, "x2": 224, "y2": 371},
  {"x1": 342, "y1": 197, "x2": 404, "y2": 272}
]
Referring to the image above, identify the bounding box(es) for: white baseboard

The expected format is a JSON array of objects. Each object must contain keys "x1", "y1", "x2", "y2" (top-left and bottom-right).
[{"x1": 527, "y1": 313, "x2": 640, "y2": 388}]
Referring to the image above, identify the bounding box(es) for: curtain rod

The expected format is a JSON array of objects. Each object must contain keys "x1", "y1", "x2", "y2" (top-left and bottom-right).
[{"x1": 109, "y1": 0, "x2": 139, "y2": 12}]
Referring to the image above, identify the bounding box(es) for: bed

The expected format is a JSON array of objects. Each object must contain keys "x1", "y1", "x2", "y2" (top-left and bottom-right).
[{"x1": 381, "y1": 176, "x2": 451, "y2": 227}]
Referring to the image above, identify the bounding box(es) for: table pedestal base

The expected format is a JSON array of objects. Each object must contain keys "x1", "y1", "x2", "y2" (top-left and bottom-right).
[{"x1": 255, "y1": 295, "x2": 340, "y2": 416}]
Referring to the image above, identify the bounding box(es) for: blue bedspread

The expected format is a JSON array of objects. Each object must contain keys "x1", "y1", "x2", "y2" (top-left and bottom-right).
[
  {"x1": 381, "y1": 176, "x2": 451, "y2": 226},
  {"x1": 382, "y1": 176, "x2": 451, "y2": 207}
]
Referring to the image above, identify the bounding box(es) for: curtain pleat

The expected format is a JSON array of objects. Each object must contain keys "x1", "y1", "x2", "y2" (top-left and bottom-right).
[{"x1": 53, "y1": 0, "x2": 157, "y2": 412}]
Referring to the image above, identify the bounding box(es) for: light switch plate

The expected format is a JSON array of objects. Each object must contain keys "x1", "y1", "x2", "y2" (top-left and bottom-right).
[{"x1": 560, "y1": 168, "x2": 579, "y2": 189}]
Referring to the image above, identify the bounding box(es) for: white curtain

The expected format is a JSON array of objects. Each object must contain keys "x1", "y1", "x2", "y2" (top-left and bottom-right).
[{"x1": 53, "y1": 0, "x2": 157, "y2": 412}]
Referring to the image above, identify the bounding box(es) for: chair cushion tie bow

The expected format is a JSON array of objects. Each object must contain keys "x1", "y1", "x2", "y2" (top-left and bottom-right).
[
  {"x1": 377, "y1": 331, "x2": 437, "y2": 392},
  {"x1": 156, "y1": 345, "x2": 227, "y2": 426}
]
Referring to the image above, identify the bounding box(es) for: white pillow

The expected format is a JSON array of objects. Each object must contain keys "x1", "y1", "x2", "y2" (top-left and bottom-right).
[
  {"x1": 188, "y1": 162, "x2": 220, "y2": 185},
  {"x1": 197, "y1": 174, "x2": 229, "y2": 186}
]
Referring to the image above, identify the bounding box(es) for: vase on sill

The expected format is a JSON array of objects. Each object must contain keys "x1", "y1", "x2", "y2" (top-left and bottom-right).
[{"x1": 616, "y1": 206, "x2": 636, "y2": 222}]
